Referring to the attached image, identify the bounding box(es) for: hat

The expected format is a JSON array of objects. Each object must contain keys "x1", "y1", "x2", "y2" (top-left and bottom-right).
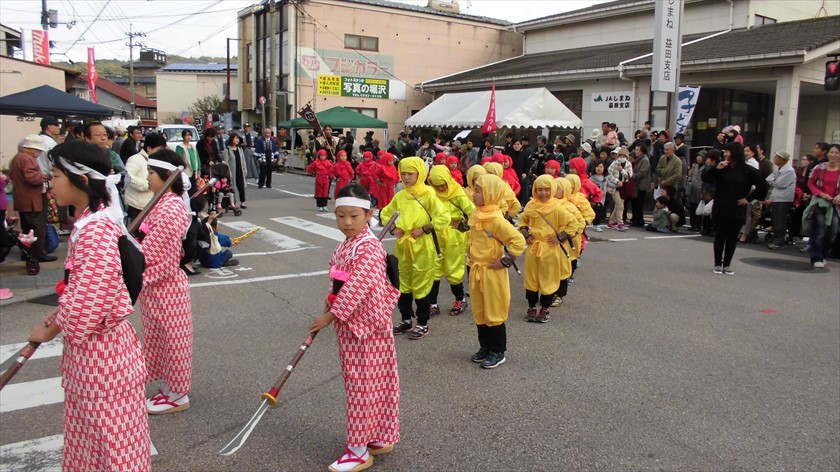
[
  {"x1": 453, "y1": 140, "x2": 461, "y2": 147},
  {"x1": 698, "y1": 149, "x2": 708, "y2": 157},
  {"x1": 565, "y1": 134, "x2": 576, "y2": 144},
  {"x1": 581, "y1": 142, "x2": 592, "y2": 154},
  {"x1": 590, "y1": 129, "x2": 600, "y2": 140},
  {"x1": 774, "y1": 150, "x2": 791, "y2": 161},
  {"x1": 520, "y1": 135, "x2": 530, "y2": 141},
  {"x1": 40, "y1": 115, "x2": 59, "y2": 128},
  {"x1": 617, "y1": 147, "x2": 629, "y2": 157},
  {"x1": 21, "y1": 134, "x2": 46, "y2": 151},
  {"x1": 610, "y1": 148, "x2": 619, "y2": 154},
  {"x1": 244, "y1": 122, "x2": 251, "y2": 127}
]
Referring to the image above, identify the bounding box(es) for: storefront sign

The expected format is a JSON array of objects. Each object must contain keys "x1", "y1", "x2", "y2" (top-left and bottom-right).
[
  {"x1": 318, "y1": 75, "x2": 400, "y2": 100},
  {"x1": 591, "y1": 92, "x2": 633, "y2": 111},
  {"x1": 652, "y1": 0, "x2": 683, "y2": 92},
  {"x1": 299, "y1": 48, "x2": 394, "y2": 80},
  {"x1": 675, "y1": 86, "x2": 701, "y2": 134}
]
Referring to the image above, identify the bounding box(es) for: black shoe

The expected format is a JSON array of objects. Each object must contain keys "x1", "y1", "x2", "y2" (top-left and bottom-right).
[
  {"x1": 223, "y1": 258, "x2": 239, "y2": 267},
  {"x1": 471, "y1": 348, "x2": 489, "y2": 363},
  {"x1": 180, "y1": 264, "x2": 201, "y2": 276},
  {"x1": 393, "y1": 321, "x2": 412, "y2": 335},
  {"x1": 429, "y1": 304, "x2": 441, "y2": 316},
  {"x1": 37, "y1": 254, "x2": 57, "y2": 262},
  {"x1": 481, "y1": 351, "x2": 506, "y2": 369}
]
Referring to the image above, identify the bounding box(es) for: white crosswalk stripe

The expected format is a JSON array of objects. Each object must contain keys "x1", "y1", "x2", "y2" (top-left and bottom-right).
[
  {"x1": 271, "y1": 216, "x2": 347, "y2": 242},
  {"x1": 0, "y1": 341, "x2": 159, "y2": 469},
  {"x1": 217, "y1": 220, "x2": 313, "y2": 251}
]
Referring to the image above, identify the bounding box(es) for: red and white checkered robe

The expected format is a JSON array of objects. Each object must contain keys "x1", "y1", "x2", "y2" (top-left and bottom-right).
[
  {"x1": 329, "y1": 228, "x2": 401, "y2": 448},
  {"x1": 140, "y1": 192, "x2": 193, "y2": 394},
  {"x1": 55, "y1": 208, "x2": 150, "y2": 472}
]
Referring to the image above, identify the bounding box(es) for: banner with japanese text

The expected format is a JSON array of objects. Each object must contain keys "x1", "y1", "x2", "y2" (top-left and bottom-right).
[
  {"x1": 318, "y1": 75, "x2": 395, "y2": 100},
  {"x1": 652, "y1": 0, "x2": 683, "y2": 92},
  {"x1": 675, "y1": 86, "x2": 701, "y2": 134}
]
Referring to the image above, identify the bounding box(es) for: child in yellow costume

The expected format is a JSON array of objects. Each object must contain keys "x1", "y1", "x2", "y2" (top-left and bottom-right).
[
  {"x1": 482, "y1": 162, "x2": 521, "y2": 219},
  {"x1": 517, "y1": 175, "x2": 583, "y2": 323},
  {"x1": 465, "y1": 165, "x2": 487, "y2": 202},
  {"x1": 379, "y1": 157, "x2": 450, "y2": 340},
  {"x1": 467, "y1": 174, "x2": 526, "y2": 369},
  {"x1": 564, "y1": 174, "x2": 596, "y2": 280},
  {"x1": 552, "y1": 178, "x2": 586, "y2": 307},
  {"x1": 428, "y1": 165, "x2": 475, "y2": 316}
]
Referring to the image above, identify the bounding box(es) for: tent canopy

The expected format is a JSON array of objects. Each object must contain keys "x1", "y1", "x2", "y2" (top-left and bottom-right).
[
  {"x1": 0, "y1": 85, "x2": 115, "y2": 118},
  {"x1": 278, "y1": 106, "x2": 388, "y2": 129},
  {"x1": 405, "y1": 87, "x2": 581, "y2": 129}
]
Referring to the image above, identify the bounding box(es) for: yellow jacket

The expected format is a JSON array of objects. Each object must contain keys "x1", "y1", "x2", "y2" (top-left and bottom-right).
[
  {"x1": 429, "y1": 165, "x2": 474, "y2": 284},
  {"x1": 483, "y1": 162, "x2": 521, "y2": 217},
  {"x1": 556, "y1": 178, "x2": 586, "y2": 260},
  {"x1": 565, "y1": 174, "x2": 596, "y2": 224}
]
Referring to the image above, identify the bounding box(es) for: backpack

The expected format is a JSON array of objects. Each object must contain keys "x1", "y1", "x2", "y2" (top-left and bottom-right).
[{"x1": 351, "y1": 235, "x2": 399, "y2": 289}]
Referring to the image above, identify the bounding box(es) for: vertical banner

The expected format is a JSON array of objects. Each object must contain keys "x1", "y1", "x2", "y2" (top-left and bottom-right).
[
  {"x1": 652, "y1": 0, "x2": 683, "y2": 92},
  {"x1": 297, "y1": 103, "x2": 324, "y2": 136},
  {"x1": 32, "y1": 30, "x2": 50, "y2": 65},
  {"x1": 87, "y1": 48, "x2": 98, "y2": 103},
  {"x1": 675, "y1": 86, "x2": 701, "y2": 134},
  {"x1": 480, "y1": 82, "x2": 497, "y2": 134}
]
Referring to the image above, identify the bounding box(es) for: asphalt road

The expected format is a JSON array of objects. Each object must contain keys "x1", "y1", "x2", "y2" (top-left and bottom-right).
[{"x1": 1, "y1": 172, "x2": 838, "y2": 471}]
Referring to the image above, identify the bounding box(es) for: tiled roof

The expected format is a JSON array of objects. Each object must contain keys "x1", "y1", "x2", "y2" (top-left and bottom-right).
[
  {"x1": 516, "y1": 0, "x2": 650, "y2": 28},
  {"x1": 107, "y1": 76, "x2": 156, "y2": 85},
  {"x1": 335, "y1": 0, "x2": 511, "y2": 26},
  {"x1": 122, "y1": 61, "x2": 166, "y2": 69},
  {"x1": 422, "y1": 15, "x2": 840, "y2": 88},
  {"x1": 158, "y1": 62, "x2": 238, "y2": 73},
  {"x1": 85, "y1": 75, "x2": 157, "y2": 108}
]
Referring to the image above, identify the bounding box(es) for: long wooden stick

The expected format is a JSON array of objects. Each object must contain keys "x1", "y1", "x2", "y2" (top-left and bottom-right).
[{"x1": 0, "y1": 166, "x2": 184, "y2": 392}]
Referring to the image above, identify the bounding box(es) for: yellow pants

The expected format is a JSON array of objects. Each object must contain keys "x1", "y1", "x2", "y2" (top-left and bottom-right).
[
  {"x1": 434, "y1": 226, "x2": 468, "y2": 285},
  {"x1": 469, "y1": 263, "x2": 510, "y2": 327}
]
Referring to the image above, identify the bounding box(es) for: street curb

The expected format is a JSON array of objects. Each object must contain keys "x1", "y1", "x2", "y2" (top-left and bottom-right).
[{"x1": 0, "y1": 286, "x2": 57, "y2": 308}]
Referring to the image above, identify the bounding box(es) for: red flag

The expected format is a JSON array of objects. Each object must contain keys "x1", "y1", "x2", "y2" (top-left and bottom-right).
[
  {"x1": 32, "y1": 30, "x2": 50, "y2": 65},
  {"x1": 87, "y1": 48, "x2": 98, "y2": 103},
  {"x1": 480, "y1": 83, "x2": 497, "y2": 134}
]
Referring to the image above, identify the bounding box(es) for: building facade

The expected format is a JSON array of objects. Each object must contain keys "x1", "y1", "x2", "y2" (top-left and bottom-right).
[
  {"x1": 421, "y1": 0, "x2": 840, "y2": 158},
  {"x1": 107, "y1": 49, "x2": 166, "y2": 101},
  {"x1": 237, "y1": 0, "x2": 522, "y2": 138},
  {"x1": 156, "y1": 62, "x2": 240, "y2": 125}
]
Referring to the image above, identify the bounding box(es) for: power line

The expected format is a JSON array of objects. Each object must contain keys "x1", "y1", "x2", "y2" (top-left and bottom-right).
[{"x1": 62, "y1": 0, "x2": 111, "y2": 55}]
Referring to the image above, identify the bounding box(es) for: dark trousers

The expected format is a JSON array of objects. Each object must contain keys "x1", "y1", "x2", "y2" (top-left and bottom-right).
[
  {"x1": 258, "y1": 164, "x2": 273, "y2": 188},
  {"x1": 477, "y1": 323, "x2": 507, "y2": 354},
  {"x1": 398, "y1": 292, "x2": 431, "y2": 326},
  {"x1": 808, "y1": 206, "x2": 840, "y2": 263},
  {"x1": 19, "y1": 196, "x2": 47, "y2": 257},
  {"x1": 428, "y1": 279, "x2": 464, "y2": 303},
  {"x1": 770, "y1": 202, "x2": 793, "y2": 245},
  {"x1": 315, "y1": 197, "x2": 328, "y2": 207},
  {"x1": 713, "y1": 216, "x2": 741, "y2": 267},
  {"x1": 631, "y1": 190, "x2": 647, "y2": 225},
  {"x1": 126, "y1": 205, "x2": 142, "y2": 222},
  {"x1": 181, "y1": 217, "x2": 199, "y2": 265},
  {"x1": 592, "y1": 202, "x2": 605, "y2": 226},
  {"x1": 234, "y1": 156, "x2": 247, "y2": 203},
  {"x1": 525, "y1": 290, "x2": 553, "y2": 308}
]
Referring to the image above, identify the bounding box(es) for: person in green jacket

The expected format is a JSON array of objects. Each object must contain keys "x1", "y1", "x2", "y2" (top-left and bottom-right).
[{"x1": 656, "y1": 142, "x2": 683, "y2": 192}]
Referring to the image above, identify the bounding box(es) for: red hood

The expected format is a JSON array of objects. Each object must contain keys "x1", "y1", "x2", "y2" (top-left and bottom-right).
[
  {"x1": 363, "y1": 151, "x2": 373, "y2": 162},
  {"x1": 545, "y1": 160, "x2": 561, "y2": 175},
  {"x1": 569, "y1": 157, "x2": 589, "y2": 179}
]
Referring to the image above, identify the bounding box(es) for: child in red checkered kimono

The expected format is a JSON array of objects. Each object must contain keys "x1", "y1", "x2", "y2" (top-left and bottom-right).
[
  {"x1": 29, "y1": 141, "x2": 150, "y2": 471},
  {"x1": 141, "y1": 150, "x2": 194, "y2": 415},
  {"x1": 310, "y1": 183, "x2": 400, "y2": 472}
]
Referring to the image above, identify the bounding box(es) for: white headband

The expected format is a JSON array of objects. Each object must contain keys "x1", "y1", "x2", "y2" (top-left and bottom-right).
[
  {"x1": 59, "y1": 156, "x2": 131, "y2": 243},
  {"x1": 335, "y1": 197, "x2": 371, "y2": 210},
  {"x1": 58, "y1": 156, "x2": 107, "y2": 181},
  {"x1": 147, "y1": 159, "x2": 177, "y2": 171}
]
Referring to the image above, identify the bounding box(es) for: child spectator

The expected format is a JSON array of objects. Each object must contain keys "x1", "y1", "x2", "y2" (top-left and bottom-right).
[
  {"x1": 589, "y1": 162, "x2": 608, "y2": 231},
  {"x1": 447, "y1": 155, "x2": 464, "y2": 186},
  {"x1": 646, "y1": 196, "x2": 672, "y2": 233}
]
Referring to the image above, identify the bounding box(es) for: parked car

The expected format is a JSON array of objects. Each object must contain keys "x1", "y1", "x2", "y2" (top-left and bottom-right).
[{"x1": 156, "y1": 124, "x2": 199, "y2": 151}]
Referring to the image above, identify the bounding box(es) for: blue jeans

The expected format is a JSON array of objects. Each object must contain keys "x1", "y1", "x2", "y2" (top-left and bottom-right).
[{"x1": 808, "y1": 206, "x2": 839, "y2": 262}]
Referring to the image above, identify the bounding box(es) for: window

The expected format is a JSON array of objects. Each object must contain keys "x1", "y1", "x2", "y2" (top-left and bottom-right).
[
  {"x1": 145, "y1": 85, "x2": 155, "y2": 95},
  {"x1": 755, "y1": 14, "x2": 777, "y2": 26},
  {"x1": 222, "y1": 83, "x2": 228, "y2": 95},
  {"x1": 246, "y1": 43, "x2": 253, "y2": 83},
  {"x1": 344, "y1": 34, "x2": 378, "y2": 52},
  {"x1": 345, "y1": 107, "x2": 377, "y2": 118}
]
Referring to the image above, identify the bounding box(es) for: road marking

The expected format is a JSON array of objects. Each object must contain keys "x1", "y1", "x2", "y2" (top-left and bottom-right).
[
  {"x1": 1, "y1": 340, "x2": 63, "y2": 366},
  {"x1": 271, "y1": 216, "x2": 346, "y2": 242},
  {"x1": 608, "y1": 238, "x2": 638, "y2": 242},
  {"x1": 190, "y1": 270, "x2": 329, "y2": 288},
  {"x1": 0, "y1": 377, "x2": 63, "y2": 413},
  {"x1": 234, "y1": 247, "x2": 319, "y2": 258},
  {"x1": 245, "y1": 181, "x2": 314, "y2": 197},
  {"x1": 643, "y1": 234, "x2": 702, "y2": 240},
  {"x1": 218, "y1": 220, "x2": 312, "y2": 250},
  {"x1": 0, "y1": 434, "x2": 158, "y2": 471}
]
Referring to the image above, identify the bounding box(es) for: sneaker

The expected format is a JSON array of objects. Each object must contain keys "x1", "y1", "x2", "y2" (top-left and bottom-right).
[
  {"x1": 471, "y1": 348, "x2": 490, "y2": 363},
  {"x1": 148, "y1": 392, "x2": 190, "y2": 415},
  {"x1": 367, "y1": 442, "x2": 395, "y2": 456},
  {"x1": 813, "y1": 260, "x2": 826, "y2": 269},
  {"x1": 449, "y1": 299, "x2": 468, "y2": 316},
  {"x1": 593, "y1": 225, "x2": 603, "y2": 232},
  {"x1": 481, "y1": 351, "x2": 506, "y2": 369},
  {"x1": 800, "y1": 244, "x2": 811, "y2": 254},
  {"x1": 328, "y1": 447, "x2": 372, "y2": 472},
  {"x1": 537, "y1": 307, "x2": 550, "y2": 323},
  {"x1": 223, "y1": 258, "x2": 239, "y2": 267},
  {"x1": 713, "y1": 265, "x2": 723, "y2": 274},
  {"x1": 607, "y1": 223, "x2": 616, "y2": 230},
  {"x1": 767, "y1": 243, "x2": 784, "y2": 250},
  {"x1": 551, "y1": 295, "x2": 562, "y2": 307},
  {"x1": 616, "y1": 224, "x2": 629, "y2": 232},
  {"x1": 408, "y1": 325, "x2": 428, "y2": 340},
  {"x1": 525, "y1": 307, "x2": 537, "y2": 322},
  {"x1": 392, "y1": 321, "x2": 412, "y2": 335},
  {"x1": 429, "y1": 304, "x2": 441, "y2": 316},
  {"x1": 568, "y1": 276, "x2": 574, "y2": 284},
  {"x1": 723, "y1": 266, "x2": 734, "y2": 275}
]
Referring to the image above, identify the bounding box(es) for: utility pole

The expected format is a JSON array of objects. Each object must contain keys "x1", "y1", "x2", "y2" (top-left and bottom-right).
[
  {"x1": 41, "y1": 0, "x2": 49, "y2": 30},
  {"x1": 226, "y1": 38, "x2": 240, "y2": 113},
  {"x1": 126, "y1": 24, "x2": 146, "y2": 119},
  {"x1": 268, "y1": 0, "x2": 277, "y2": 129}
]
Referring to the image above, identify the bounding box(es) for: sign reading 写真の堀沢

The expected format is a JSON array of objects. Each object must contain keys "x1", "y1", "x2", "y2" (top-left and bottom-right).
[
  {"x1": 318, "y1": 75, "x2": 390, "y2": 99},
  {"x1": 591, "y1": 92, "x2": 633, "y2": 111},
  {"x1": 652, "y1": 0, "x2": 684, "y2": 93}
]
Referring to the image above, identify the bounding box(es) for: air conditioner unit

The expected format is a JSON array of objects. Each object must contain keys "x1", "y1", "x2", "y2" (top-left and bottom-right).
[{"x1": 427, "y1": 1, "x2": 460, "y2": 14}]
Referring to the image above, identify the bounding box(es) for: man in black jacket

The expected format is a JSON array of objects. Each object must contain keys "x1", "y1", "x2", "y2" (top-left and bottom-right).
[{"x1": 120, "y1": 126, "x2": 143, "y2": 164}]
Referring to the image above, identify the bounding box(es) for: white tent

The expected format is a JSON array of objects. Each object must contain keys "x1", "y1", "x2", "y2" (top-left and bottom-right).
[{"x1": 406, "y1": 87, "x2": 581, "y2": 129}]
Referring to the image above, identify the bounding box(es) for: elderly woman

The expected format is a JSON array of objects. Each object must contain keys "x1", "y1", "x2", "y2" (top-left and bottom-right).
[
  {"x1": 222, "y1": 132, "x2": 248, "y2": 209},
  {"x1": 630, "y1": 143, "x2": 651, "y2": 227}
]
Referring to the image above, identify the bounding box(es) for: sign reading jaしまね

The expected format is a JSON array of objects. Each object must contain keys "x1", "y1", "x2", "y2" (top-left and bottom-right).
[
  {"x1": 318, "y1": 75, "x2": 390, "y2": 99},
  {"x1": 591, "y1": 92, "x2": 634, "y2": 111}
]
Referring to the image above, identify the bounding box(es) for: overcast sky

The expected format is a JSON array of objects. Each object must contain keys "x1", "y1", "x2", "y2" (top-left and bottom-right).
[{"x1": 0, "y1": 0, "x2": 610, "y2": 62}]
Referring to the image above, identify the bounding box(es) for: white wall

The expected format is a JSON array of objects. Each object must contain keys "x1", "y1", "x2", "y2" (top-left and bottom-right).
[
  {"x1": 547, "y1": 77, "x2": 651, "y2": 137},
  {"x1": 156, "y1": 72, "x2": 240, "y2": 120},
  {"x1": 750, "y1": 0, "x2": 839, "y2": 26}
]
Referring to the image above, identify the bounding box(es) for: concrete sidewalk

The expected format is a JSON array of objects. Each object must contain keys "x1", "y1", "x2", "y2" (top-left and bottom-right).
[{"x1": 0, "y1": 246, "x2": 67, "y2": 307}]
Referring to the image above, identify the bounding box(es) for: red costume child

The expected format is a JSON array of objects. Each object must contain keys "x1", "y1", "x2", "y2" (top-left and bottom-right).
[
  {"x1": 501, "y1": 154, "x2": 521, "y2": 196},
  {"x1": 545, "y1": 159, "x2": 562, "y2": 178},
  {"x1": 308, "y1": 149, "x2": 333, "y2": 211},
  {"x1": 372, "y1": 153, "x2": 399, "y2": 208},
  {"x1": 330, "y1": 150, "x2": 355, "y2": 200},
  {"x1": 447, "y1": 155, "x2": 464, "y2": 186},
  {"x1": 356, "y1": 151, "x2": 378, "y2": 195},
  {"x1": 434, "y1": 152, "x2": 448, "y2": 167},
  {"x1": 568, "y1": 157, "x2": 603, "y2": 203}
]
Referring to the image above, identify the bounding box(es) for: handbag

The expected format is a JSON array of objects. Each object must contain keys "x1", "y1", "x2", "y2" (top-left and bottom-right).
[
  {"x1": 618, "y1": 178, "x2": 637, "y2": 200},
  {"x1": 118, "y1": 235, "x2": 145, "y2": 305}
]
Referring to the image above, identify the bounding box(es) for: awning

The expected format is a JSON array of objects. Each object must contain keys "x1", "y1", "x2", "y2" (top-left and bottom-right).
[
  {"x1": 405, "y1": 87, "x2": 581, "y2": 129},
  {"x1": 0, "y1": 85, "x2": 115, "y2": 118},
  {"x1": 277, "y1": 106, "x2": 388, "y2": 129}
]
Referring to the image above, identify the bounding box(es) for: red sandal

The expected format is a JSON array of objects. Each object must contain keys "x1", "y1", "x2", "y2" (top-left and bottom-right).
[{"x1": 328, "y1": 447, "x2": 372, "y2": 472}]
